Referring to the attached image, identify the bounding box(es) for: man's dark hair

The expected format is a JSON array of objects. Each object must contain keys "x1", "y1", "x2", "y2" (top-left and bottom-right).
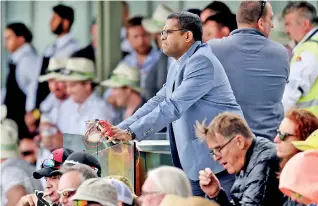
[
  {"x1": 53, "y1": 4, "x2": 75, "y2": 29},
  {"x1": 282, "y1": 1, "x2": 317, "y2": 24},
  {"x1": 203, "y1": 1, "x2": 232, "y2": 14},
  {"x1": 167, "y1": 12, "x2": 203, "y2": 42},
  {"x1": 205, "y1": 13, "x2": 237, "y2": 32},
  {"x1": 187, "y1": 8, "x2": 202, "y2": 17},
  {"x1": 6, "y1": 22, "x2": 33, "y2": 43},
  {"x1": 126, "y1": 16, "x2": 143, "y2": 29},
  {"x1": 236, "y1": 1, "x2": 268, "y2": 25}
]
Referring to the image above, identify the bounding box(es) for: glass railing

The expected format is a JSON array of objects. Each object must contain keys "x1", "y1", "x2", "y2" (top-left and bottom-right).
[{"x1": 63, "y1": 133, "x2": 173, "y2": 195}]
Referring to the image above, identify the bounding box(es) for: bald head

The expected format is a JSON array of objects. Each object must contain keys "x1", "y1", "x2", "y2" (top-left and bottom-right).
[{"x1": 237, "y1": 1, "x2": 268, "y2": 25}]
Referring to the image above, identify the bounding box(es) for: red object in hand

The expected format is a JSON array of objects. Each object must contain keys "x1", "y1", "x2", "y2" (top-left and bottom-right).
[{"x1": 97, "y1": 120, "x2": 113, "y2": 138}]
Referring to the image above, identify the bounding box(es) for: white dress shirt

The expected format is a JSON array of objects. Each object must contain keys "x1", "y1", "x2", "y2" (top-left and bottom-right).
[
  {"x1": 57, "y1": 92, "x2": 117, "y2": 135},
  {"x1": 26, "y1": 33, "x2": 80, "y2": 112},
  {"x1": 3, "y1": 44, "x2": 40, "y2": 108},
  {"x1": 282, "y1": 27, "x2": 318, "y2": 112},
  {"x1": 40, "y1": 93, "x2": 67, "y2": 124}
]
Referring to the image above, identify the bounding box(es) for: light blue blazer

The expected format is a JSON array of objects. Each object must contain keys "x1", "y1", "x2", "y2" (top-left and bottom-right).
[{"x1": 118, "y1": 41, "x2": 243, "y2": 180}]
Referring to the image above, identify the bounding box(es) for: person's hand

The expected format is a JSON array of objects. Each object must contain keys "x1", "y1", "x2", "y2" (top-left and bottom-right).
[
  {"x1": 25, "y1": 112, "x2": 37, "y2": 132},
  {"x1": 101, "y1": 126, "x2": 132, "y2": 142},
  {"x1": 17, "y1": 194, "x2": 37, "y2": 206},
  {"x1": 199, "y1": 168, "x2": 221, "y2": 198}
]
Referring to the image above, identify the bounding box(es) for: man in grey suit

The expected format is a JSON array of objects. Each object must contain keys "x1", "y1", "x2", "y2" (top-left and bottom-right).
[
  {"x1": 208, "y1": 1, "x2": 290, "y2": 140},
  {"x1": 104, "y1": 12, "x2": 243, "y2": 197}
]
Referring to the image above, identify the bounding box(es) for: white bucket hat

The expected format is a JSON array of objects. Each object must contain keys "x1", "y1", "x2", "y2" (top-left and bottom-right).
[
  {"x1": 57, "y1": 58, "x2": 96, "y2": 82},
  {"x1": 1, "y1": 119, "x2": 19, "y2": 159},
  {"x1": 142, "y1": 4, "x2": 175, "y2": 33},
  {"x1": 38, "y1": 58, "x2": 68, "y2": 82},
  {"x1": 100, "y1": 63, "x2": 142, "y2": 93}
]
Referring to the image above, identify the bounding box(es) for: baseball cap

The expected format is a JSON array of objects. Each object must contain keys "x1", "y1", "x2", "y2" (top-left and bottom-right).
[
  {"x1": 292, "y1": 129, "x2": 318, "y2": 151},
  {"x1": 70, "y1": 178, "x2": 117, "y2": 206},
  {"x1": 33, "y1": 148, "x2": 74, "y2": 179},
  {"x1": 104, "y1": 179, "x2": 134, "y2": 204},
  {"x1": 56, "y1": 151, "x2": 102, "y2": 177}
]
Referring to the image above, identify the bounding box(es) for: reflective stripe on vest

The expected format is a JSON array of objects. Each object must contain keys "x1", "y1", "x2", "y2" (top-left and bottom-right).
[{"x1": 291, "y1": 34, "x2": 318, "y2": 115}]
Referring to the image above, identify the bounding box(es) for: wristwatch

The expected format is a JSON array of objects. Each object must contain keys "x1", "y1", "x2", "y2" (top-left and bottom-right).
[{"x1": 126, "y1": 127, "x2": 136, "y2": 140}]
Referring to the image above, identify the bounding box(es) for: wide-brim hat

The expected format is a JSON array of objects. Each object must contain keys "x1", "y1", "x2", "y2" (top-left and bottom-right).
[
  {"x1": 292, "y1": 129, "x2": 318, "y2": 151},
  {"x1": 38, "y1": 58, "x2": 68, "y2": 82},
  {"x1": 142, "y1": 4, "x2": 175, "y2": 33},
  {"x1": 57, "y1": 57, "x2": 98, "y2": 83},
  {"x1": 100, "y1": 63, "x2": 142, "y2": 93}
]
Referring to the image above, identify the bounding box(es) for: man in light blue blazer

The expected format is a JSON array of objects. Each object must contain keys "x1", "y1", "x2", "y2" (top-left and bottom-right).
[{"x1": 105, "y1": 12, "x2": 243, "y2": 197}]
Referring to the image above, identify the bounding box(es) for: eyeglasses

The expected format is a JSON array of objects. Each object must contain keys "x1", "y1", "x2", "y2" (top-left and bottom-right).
[
  {"x1": 277, "y1": 130, "x2": 295, "y2": 141},
  {"x1": 257, "y1": 0, "x2": 267, "y2": 22},
  {"x1": 20, "y1": 150, "x2": 34, "y2": 156},
  {"x1": 41, "y1": 158, "x2": 62, "y2": 169},
  {"x1": 161, "y1": 29, "x2": 186, "y2": 38},
  {"x1": 57, "y1": 188, "x2": 77, "y2": 198},
  {"x1": 209, "y1": 135, "x2": 236, "y2": 157}
]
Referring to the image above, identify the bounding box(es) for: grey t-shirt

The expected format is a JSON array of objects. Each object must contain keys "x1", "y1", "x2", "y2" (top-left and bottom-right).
[{"x1": 1, "y1": 158, "x2": 42, "y2": 205}]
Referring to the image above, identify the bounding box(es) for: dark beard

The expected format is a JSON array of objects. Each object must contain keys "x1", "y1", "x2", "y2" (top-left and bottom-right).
[{"x1": 53, "y1": 22, "x2": 64, "y2": 35}]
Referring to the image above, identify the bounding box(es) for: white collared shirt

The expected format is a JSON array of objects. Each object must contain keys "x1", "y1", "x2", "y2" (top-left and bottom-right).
[
  {"x1": 26, "y1": 33, "x2": 80, "y2": 112},
  {"x1": 57, "y1": 92, "x2": 117, "y2": 135},
  {"x1": 282, "y1": 27, "x2": 318, "y2": 112},
  {"x1": 40, "y1": 93, "x2": 67, "y2": 124},
  {"x1": 3, "y1": 44, "x2": 40, "y2": 105}
]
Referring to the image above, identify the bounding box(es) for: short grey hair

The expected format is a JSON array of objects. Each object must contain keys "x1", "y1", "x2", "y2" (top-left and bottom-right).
[
  {"x1": 282, "y1": 1, "x2": 317, "y2": 24},
  {"x1": 146, "y1": 166, "x2": 192, "y2": 197},
  {"x1": 60, "y1": 164, "x2": 98, "y2": 183},
  {"x1": 167, "y1": 12, "x2": 202, "y2": 42}
]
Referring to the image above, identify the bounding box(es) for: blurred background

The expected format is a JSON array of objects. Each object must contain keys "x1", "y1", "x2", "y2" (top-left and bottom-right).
[{"x1": 1, "y1": 0, "x2": 318, "y2": 87}]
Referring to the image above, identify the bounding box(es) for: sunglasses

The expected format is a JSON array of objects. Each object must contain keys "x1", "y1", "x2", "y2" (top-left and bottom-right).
[
  {"x1": 277, "y1": 130, "x2": 295, "y2": 141},
  {"x1": 57, "y1": 188, "x2": 77, "y2": 198},
  {"x1": 73, "y1": 200, "x2": 98, "y2": 206},
  {"x1": 257, "y1": 0, "x2": 267, "y2": 22},
  {"x1": 21, "y1": 150, "x2": 34, "y2": 156},
  {"x1": 41, "y1": 158, "x2": 62, "y2": 169}
]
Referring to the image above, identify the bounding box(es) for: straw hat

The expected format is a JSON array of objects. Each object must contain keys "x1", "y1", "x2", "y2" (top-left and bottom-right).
[
  {"x1": 38, "y1": 58, "x2": 68, "y2": 82},
  {"x1": 142, "y1": 4, "x2": 175, "y2": 33},
  {"x1": 100, "y1": 63, "x2": 142, "y2": 93},
  {"x1": 292, "y1": 129, "x2": 318, "y2": 151},
  {"x1": 57, "y1": 58, "x2": 96, "y2": 82}
]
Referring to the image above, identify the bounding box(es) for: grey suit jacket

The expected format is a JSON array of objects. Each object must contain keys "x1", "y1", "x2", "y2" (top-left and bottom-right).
[{"x1": 118, "y1": 41, "x2": 243, "y2": 180}]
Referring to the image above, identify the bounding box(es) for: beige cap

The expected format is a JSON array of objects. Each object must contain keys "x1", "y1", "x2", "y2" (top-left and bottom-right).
[
  {"x1": 142, "y1": 4, "x2": 175, "y2": 33},
  {"x1": 57, "y1": 58, "x2": 96, "y2": 82},
  {"x1": 71, "y1": 178, "x2": 117, "y2": 206},
  {"x1": 38, "y1": 58, "x2": 68, "y2": 82},
  {"x1": 100, "y1": 63, "x2": 142, "y2": 93}
]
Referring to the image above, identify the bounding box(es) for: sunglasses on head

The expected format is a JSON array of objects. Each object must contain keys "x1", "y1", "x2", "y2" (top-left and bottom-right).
[
  {"x1": 277, "y1": 130, "x2": 295, "y2": 141},
  {"x1": 57, "y1": 188, "x2": 77, "y2": 198},
  {"x1": 41, "y1": 158, "x2": 62, "y2": 169}
]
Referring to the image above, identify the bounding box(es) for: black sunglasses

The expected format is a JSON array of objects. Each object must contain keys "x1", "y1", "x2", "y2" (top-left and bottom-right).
[
  {"x1": 257, "y1": 0, "x2": 267, "y2": 22},
  {"x1": 277, "y1": 130, "x2": 295, "y2": 141},
  {"x1": 21, "y1": 150, "x2": 34, "y2": 156}
]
